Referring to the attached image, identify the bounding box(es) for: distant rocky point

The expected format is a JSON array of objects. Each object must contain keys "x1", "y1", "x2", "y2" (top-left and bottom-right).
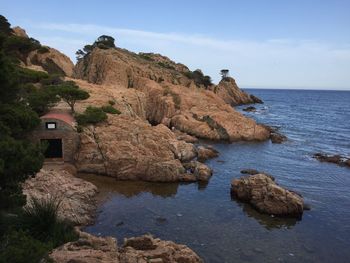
[{"x1": 313, "y1": 153, "x2": 350, "y2": 167}]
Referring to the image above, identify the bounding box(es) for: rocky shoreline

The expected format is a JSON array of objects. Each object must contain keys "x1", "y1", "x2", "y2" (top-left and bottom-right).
[{"x1": 24, "y1": 165, "x2": 204, "y2": 262}]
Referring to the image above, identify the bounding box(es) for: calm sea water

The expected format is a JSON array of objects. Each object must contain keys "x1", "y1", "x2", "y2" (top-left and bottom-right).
[{"x1": 83, "y1": 89, "x2": 350, "y2": 263}]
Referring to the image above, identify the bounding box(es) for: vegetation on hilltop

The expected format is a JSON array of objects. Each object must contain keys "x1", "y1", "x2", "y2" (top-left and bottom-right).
[{"x1": 76, "y1": 35, "x2": 116, "y2": 60}]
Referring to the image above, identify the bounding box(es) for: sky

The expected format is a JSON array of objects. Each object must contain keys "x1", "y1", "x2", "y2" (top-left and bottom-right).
[{"x1": 1, "y1": 0, "x2": 350, "y2": 89}]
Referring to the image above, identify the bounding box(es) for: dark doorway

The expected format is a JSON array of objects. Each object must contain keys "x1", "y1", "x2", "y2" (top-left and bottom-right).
[{"x1": 41, "y1": 139, "x2": 63, "y2": 158}]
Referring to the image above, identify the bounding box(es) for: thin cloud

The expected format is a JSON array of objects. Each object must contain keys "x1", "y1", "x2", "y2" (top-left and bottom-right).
[{"x1": 29, "y1": 22, "x2": 350, "y2": 89}]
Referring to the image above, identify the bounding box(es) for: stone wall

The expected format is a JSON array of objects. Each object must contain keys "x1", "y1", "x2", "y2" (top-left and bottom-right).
[{"x1": 30, "y1": 118, "x2": 79, "y2": 163}]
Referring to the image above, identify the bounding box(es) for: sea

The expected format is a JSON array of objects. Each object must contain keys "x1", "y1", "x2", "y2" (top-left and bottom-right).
[{"x1": 82, "y1": 89, "x2": 350, "y2": 263}]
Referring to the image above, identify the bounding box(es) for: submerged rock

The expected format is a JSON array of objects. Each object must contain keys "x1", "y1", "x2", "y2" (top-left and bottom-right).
[
  {"x1": 270, "y1": 132, "x2": 287, "y2": 144},
  {"x1": 231, "y1": 173, "x2": 305, "y2": 217},
  {"x1": 50, "y1": 230, "x2": 203, "y2": 263},
  {"x1": 183, "y1": 161, "x2": 213, "y2": 181},
  {"x1": 197, "y1": 145, "x2": 219, "y2": 162},
  {"x1": 242, "y1": 106, "x2": 257, "y2": 112},
  {"x1": 240, "y1": 169, "x2": 260, "y2": 175},
  {"x1": 313, "y1": 153, "x2": 350, "y2": 167}
]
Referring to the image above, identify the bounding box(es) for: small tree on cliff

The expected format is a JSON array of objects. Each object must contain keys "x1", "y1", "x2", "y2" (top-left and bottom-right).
[
  {"x1": 54, "y1": 81, "x2": 89, "y2": 113},
  {"x1": 220, "y1": 69, "x2": 229, "y2": 80},
  {"x1": 94, "y1": 35, "x2": 115, "y2": 49}
]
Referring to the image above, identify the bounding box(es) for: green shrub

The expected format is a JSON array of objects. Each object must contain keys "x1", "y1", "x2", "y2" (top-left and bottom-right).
[
  {"x1": 40, "y1": 74, "x2": 63, "y2": 86},
  {"x1": 27, "y1": 88, "x2": 60, "y2": 115},
  {"x1": 19, "y1": 197, "x2": 77, "y2": 246},
  {"x1": 183, "y1": 69, "x2": 212, "y2": 88},
  {"x1": 138, "y1": 53, "x2": 154, "y2": 61},
  {"x1": 37, "y1": 46, "x2": 49, "y2": 54},
  {"x1": 17, "y1": 67, "x2": 49, "y2": 83},
  {"x1": 163, "y1": 87, "x2": 181, "y2": 109},
  {"x1": 157, "y1": 62, "x2": 175, "y2": 70},
  {"x1": 101, "y1": 105, "x2": 120, "y2": 114},
  {"x1": 76, "y1": 125, "x2": 83, "y2": 133},
  {"x1": 76, "y1": 106, "x2": 107, "y2": 125},
  {"x1": 0, "y1": 230, "x2": 51, "y2": 263}
]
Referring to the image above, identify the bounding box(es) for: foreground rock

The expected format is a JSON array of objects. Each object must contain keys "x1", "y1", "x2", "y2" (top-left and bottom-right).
[
  {"x1": 73, "y1": 48, "x2": 270, "y2": 142},
  {"x1": 231, "y1": 173, "x2": 304, "y2": 217},
  {"x1": 50, "y1": 230, "x2": 203, "y2": 263},
  {"x1": 23, "y1": 165, "x2": 98, "y2": 225},
  {"x1": 313, "y1": 153, "x2": 350, "y2": 167}
]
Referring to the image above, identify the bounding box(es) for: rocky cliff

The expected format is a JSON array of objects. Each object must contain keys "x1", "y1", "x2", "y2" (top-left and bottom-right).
[{"x1": 73, "y1": 48, "x2": 269, "y2": 142}]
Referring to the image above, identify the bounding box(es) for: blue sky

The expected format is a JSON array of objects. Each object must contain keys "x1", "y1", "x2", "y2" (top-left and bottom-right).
[{"x1": 2, "y1": 0, "x2": 350, "y2": 89}]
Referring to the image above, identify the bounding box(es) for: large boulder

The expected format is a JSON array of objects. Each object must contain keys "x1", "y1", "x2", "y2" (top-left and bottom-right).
[
  {"x1": 75, "y1": 115, "x2": 200, "y2": 182},
  {"x1": 50, "y1": 231, "x2": 203, "y2": 263},
  {"x1": 27, "y1": 47, "x2": 74, "y2": 76},
  {"x1": 23, "y1": 165, "x2": 98, "y2": 225},
  {"x1": 231, "y1": 174, "x2": 304, "y2": 217}
]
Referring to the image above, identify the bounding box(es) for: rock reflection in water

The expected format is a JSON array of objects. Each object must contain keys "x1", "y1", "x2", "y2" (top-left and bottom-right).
[
  {"x1": 233, "y1": 199, "x2": 298, "y2": 230},
  {"x1": 77, "y1": 173, "x2": 179, "y2": 202}
]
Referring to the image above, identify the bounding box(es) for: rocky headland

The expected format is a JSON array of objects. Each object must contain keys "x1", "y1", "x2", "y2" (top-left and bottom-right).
[{"x1": 16, "y1": 25, "x2": 280, "y2": 262}]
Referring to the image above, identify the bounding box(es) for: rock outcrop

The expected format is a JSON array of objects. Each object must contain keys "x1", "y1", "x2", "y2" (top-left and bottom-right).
[
  {"x1": 75, "y1": 114, "x2": 209, "y2": 182},
  {"x1": 26, "y1": 47, "x2": 74, "y2": 76},
  {"x1": 23, "y1": 165, "x2": 98, "y2": 225},
  {"x1": 313, "y1": 153, "x2": 350, "y2": 167},
  {"x1": 73, "y1": 48, "x2": 270, "y2": 142},
  {"x1": 12, "y1": 26, "x2": 28, "y2": 38},
  {"x1": 12, "y1": 26, "x2": 74, "y2": 76},
  {"x1": 211, "y1": 77, "x2": 262, "y2": 106},
  {"x1": 231, "y1": 173, "x2": 304, "y2": 217},
  {"x1": 49, "y1": 230, "x2": 203, "y2": 263}
]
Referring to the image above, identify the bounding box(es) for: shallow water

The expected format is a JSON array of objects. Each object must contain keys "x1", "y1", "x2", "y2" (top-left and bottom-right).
[{"x1": 82, "y1": 89, "x2": 350, "y2": 263}]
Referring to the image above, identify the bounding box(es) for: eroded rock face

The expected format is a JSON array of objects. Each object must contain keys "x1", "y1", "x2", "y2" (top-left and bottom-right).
[
  {"x1": 211, "y1": 77, "x2": 261, "y2": 106},
  {"x1": 23, "y1": 165, "x2": 98, "y2": 225},
  {"x1": 49, "y1": 231, "x2": 203, "y2": 263},
  {"x1": 73, "y1": 48, "x2": 270, "y2": 142},
  {"x1": 27, "y1": 47, "x2": 74, "y2": 76},
  {"x1": 231, "y1": 174, "x2": 304, "y2": 217},
  {"x1": 75, "y1": 115, "x2": 203, "y2": 182}
]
